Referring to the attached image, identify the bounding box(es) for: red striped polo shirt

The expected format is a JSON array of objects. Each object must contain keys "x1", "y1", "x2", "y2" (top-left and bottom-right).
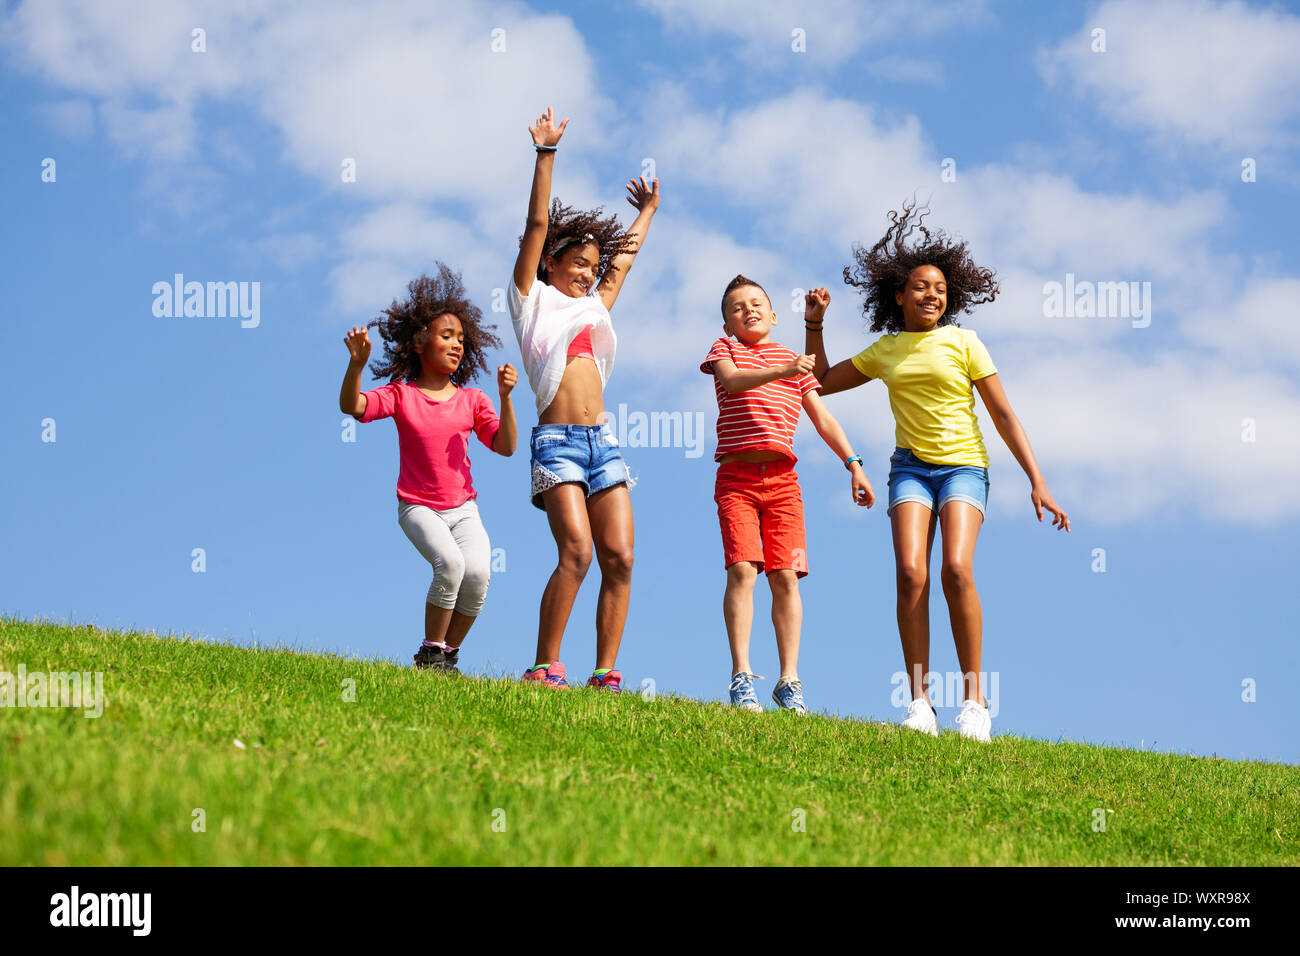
[{"x1": 700, "y1": 337, "x2": 821, "y2": 463}]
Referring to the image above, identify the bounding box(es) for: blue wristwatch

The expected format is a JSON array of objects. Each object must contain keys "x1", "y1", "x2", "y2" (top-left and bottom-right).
[{"x1": 844, "y1": 455, "x2": 863, "y2": 470}]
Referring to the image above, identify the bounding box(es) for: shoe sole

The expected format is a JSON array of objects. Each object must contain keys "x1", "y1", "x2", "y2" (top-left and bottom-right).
[
  {"x1": 901, "y1": 720, "x2": 940, "y2": 736},
  {"x1": 771, "y1": 691, "x2": 808, "y2": 715}
]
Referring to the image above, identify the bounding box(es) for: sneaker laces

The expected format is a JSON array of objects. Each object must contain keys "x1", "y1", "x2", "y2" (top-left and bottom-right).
[
  {"x1": 729, "y1": 672, "x2": 763, "y2": 700},
  {"x1": 776, "y1": 678, "x2": 805, "y2": 705}
]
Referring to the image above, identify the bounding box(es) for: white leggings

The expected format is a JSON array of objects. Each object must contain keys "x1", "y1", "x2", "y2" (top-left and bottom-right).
[{"x1": 397, "y1": 498, "x2": 492, "y2": 616}]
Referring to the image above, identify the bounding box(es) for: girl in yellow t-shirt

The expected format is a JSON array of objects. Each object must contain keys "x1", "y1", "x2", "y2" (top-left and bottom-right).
[{"x1": 804, "y1": 200, "x2": 1069, "y2": 742}]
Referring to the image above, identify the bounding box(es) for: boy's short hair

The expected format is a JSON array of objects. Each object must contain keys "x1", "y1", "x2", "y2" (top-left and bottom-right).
[{"x1": 720, "y1": 274, "x2": 770, "y2": 318}]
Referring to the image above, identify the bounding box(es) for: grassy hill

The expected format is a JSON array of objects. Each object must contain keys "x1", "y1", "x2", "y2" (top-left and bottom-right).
[{"x1": 1, "y1": 616, "x2": 1295, "y2": 866}]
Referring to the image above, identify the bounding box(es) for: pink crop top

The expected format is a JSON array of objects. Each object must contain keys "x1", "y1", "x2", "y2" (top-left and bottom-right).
[{"x1": 567, "y1": 325, "x2": 596, "y2": 360}]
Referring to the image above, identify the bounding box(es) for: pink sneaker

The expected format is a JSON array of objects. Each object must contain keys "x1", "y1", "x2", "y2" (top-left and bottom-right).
[
  {"x1": 521, "y1": 662, "x2": 570, "y2": 689},
  {"x1": 585, "y1": 670, "x2": 622, "y2": 693}
]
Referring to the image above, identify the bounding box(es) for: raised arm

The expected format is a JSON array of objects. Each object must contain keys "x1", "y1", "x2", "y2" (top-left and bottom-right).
[
  {"x1": 512, "y1": 107, "x2": 568, "y2": 298},
  {"x1": 711, "y1": 354, "x2": 814, "y2": 395},
  {"x1": 802, "y1": 287, "x2": 872, "y2": 395},
  {"x1": 339, "y1": 326, "x2": 371, "y2": 418},
  {"x1": 596, "y1": 176, "x2": 660, "y2": 311},
  {"x1": 973, "y1": 373, "x2": 1069, "y2": 531}
]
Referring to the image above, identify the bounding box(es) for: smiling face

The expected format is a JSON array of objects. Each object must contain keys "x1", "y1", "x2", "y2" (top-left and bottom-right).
[
  {"x1": 721, "y1": 284, "x2": 775, "y2": 344},
  {"x1": 418, "y1": 313, "x2": 464, "y2": 378},
  {"x1": 545, "y1": 241, "x2": 600, "y2": 298},
  {"x1": 895, "y1": 265, "x2": 947, "y2": 331}
]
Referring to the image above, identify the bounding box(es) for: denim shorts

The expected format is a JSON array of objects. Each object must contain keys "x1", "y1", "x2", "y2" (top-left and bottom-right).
[
  {"x1": 887, "y1": 447, "x2": 989, "y2": 517},
  {"x1": 529, "y1": 423, "x2": 632, "y2": 510}
]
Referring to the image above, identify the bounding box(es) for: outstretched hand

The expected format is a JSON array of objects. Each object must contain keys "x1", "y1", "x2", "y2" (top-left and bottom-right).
[
  {"x1": 625, "y1": 176, "x2": 660, "y2": 214},
  {"x1": 1032, "y1": 484, "x2": 1070, "y2": 531},
  {"x1": 344, "y1": 326, "x2": 371, "y2": 364},
  {"x1": 529, "y1": 106, "x2": 568, "y2": 148}
]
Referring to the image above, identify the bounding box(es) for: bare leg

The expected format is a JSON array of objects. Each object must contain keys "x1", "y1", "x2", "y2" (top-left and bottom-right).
[
  {"x1": 768, "y1": 569, "x2": 801, "y2": 680},
  {"x1": 424, "y1": 603, "x2": 453, "y2": 645},
  {"x1": 891, "y1": 502, "x2": 939, "y2": 701},
  {"x1": 535, "y1": 483, "x2": 593, "y2": 667},
  {"x1": 587, "y1": 483, "x2": 634, "y2": 671},
  {"x1": 939, "y1": 501, "x2": 985, "y2": 705},
  {"x1": 442, "y1": 611, "x2": 477, "y2": 649},
  {"x1": 724, "y1": 561, "x2": 759, "y2": 674}
]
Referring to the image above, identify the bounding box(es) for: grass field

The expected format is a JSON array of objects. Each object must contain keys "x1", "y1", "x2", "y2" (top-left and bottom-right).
[{"x1": 1, "y1": 616, "x2": 1295, "y2": 866}]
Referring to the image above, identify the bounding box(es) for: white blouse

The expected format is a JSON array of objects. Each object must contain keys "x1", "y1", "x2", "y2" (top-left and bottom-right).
[{"x1": 507, "y1": 278, "x2": 616, "y2": 416}]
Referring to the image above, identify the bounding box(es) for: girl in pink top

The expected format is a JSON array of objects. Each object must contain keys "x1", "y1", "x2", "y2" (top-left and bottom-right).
[{"x1": 339, "y1": 264, "x2": 518, "y2": 673}]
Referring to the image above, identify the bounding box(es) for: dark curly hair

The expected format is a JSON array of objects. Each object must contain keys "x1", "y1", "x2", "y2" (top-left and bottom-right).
[
  {"x1": 843, "y1": 198, "x2": 999, "y2": 334},
  {"x1": 524, "y1": 197, "x2": 637, "y2": 283},
  {"x1": 366, "y1": 263, "x2": 501, "y2": 387}
]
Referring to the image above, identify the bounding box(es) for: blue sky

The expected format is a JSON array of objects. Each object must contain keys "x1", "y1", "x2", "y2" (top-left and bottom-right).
[{"x1": 3, "y1": 0, "x2": 1298, "y2": 764}]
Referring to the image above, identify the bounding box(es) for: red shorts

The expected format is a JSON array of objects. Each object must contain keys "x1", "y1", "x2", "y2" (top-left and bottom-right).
[{"x1": 714, "y1": 459, "x2": 808, "y2": 577}]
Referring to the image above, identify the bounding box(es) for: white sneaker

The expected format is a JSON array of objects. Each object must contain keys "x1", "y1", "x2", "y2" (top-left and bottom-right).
[
  {"x1": 956, "y1": 700, "x2": 992, "y2": 742},
  {"x1": 901, "y1": 698, "x2": 939, "y2": 736}
]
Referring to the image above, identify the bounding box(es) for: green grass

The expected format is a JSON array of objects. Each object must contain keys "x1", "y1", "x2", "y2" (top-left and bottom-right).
[{"x1": 1, "y1": 616, "x2": 1295, "y2": 866}]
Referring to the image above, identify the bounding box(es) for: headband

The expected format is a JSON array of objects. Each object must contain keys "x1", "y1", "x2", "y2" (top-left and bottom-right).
[{"x1": 547, "y1": 232, "x2": 596, "y2": 260}]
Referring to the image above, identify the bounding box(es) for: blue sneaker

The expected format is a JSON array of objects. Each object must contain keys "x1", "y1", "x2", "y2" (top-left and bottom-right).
[
  {"x1": 772, "y1": 677, "x2": 808, "y2": 715},
  {"x1": 729, "y1": 672, "x2": 764, "y2": 713}
]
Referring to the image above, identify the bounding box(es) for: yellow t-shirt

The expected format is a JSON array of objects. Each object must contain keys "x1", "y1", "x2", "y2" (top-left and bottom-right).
[{"x1": 850, "y1": 326, "x2": 997, "y2": 467}]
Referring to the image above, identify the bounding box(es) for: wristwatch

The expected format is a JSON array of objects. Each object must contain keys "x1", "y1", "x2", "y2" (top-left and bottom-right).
[{"x1": 844, "y1": 455, "x2": 863, "y2": 470}]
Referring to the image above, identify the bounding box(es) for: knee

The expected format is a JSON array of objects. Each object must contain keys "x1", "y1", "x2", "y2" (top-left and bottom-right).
[
  {"x1": 767, "y1": 569, "x2": 799, "y2": 595},
  {"x1": 726, "y1": 562, "x2": 758, "y2": 590},
  {"x1": 941, "y1": 560, "x2": 975, "y2": 592},
  {"x1": 597, "y1": 543, "x2": 634, "y2": 582},
  {"x1": 557, "y1": 540, "x2": 593, "y2": 580},
  {"x1": 896, "y1": 562, "x2": 929, "y2": 599},
  {"x1": 436, "y1": 549, "x2": 467, "y2": 589},
  {"x1": 460, "y1": 555, "x2": 491, "y2": 596}
]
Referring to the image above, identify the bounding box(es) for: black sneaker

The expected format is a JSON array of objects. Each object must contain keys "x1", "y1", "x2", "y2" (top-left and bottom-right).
[
  {"x1": 413, "y1": 643, "x2": 446, "y2": 671},
  {"x1": 413, "y1": 643, "x2": 461, "y2": 674}
]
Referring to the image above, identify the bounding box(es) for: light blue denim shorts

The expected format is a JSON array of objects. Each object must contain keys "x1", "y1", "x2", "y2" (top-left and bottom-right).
[
  {"x1": 529, "y1": 423, "x2": 632, "y2": 510},
  {"x1": 887, "y1": 446, "x2": 989, "y2": 517}
]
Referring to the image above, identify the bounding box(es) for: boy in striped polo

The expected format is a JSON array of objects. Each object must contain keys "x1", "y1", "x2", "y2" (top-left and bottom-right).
[{"x1": 700, "y1": 276, "x2": 875, "y2": 713}]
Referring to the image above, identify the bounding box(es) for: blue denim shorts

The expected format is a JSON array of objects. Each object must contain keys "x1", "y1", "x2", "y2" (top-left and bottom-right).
[
  {"x1": 529, "y1": 424, "x2": 632, "y2": 510},
  {"x1": 887, "y1": 446, "x2": 989, "y2": 517}
]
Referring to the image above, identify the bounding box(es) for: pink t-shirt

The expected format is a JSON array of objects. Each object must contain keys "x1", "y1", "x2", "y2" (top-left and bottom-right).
[{"x1": 358, "y1": 381, "x2": 501, "y2": 510}]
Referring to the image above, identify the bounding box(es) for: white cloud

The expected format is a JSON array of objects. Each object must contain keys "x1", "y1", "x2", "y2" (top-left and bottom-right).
[
  {"x1": 1038, "y1": 0, "x2": 1300, "y2": 154},
  {"x1": 637, "y1": 0, "x2": 990, "y2": 64},
  {"x1": 629, "y1": 81, "x2": 1300, "y2": 523},
  {"x1": 2, "y1": 0, "x2": 609, "y2": 205}
]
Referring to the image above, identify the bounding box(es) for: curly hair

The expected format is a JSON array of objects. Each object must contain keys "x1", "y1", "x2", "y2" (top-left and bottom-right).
[
  {"x1": 524, "y1": 197, "x2": 637, "y2": 283},
  {"x1": 720, "y1": 274, "x2": 771, "y2": 318},
  {"x1": 843, "y1": 198, "x2": 999, "y2": 334},
  {"x1": 366, "y1": 263, "x2": 501, "y2": 387}
]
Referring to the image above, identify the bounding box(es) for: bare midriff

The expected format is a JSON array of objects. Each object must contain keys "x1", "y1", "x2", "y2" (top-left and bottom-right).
[
  {"x1": 539, "y1": 356, "x2": 606, "y2": 426},
  {"x1": 718, "y1": 449, "x2": 788, "y2": 464}
]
